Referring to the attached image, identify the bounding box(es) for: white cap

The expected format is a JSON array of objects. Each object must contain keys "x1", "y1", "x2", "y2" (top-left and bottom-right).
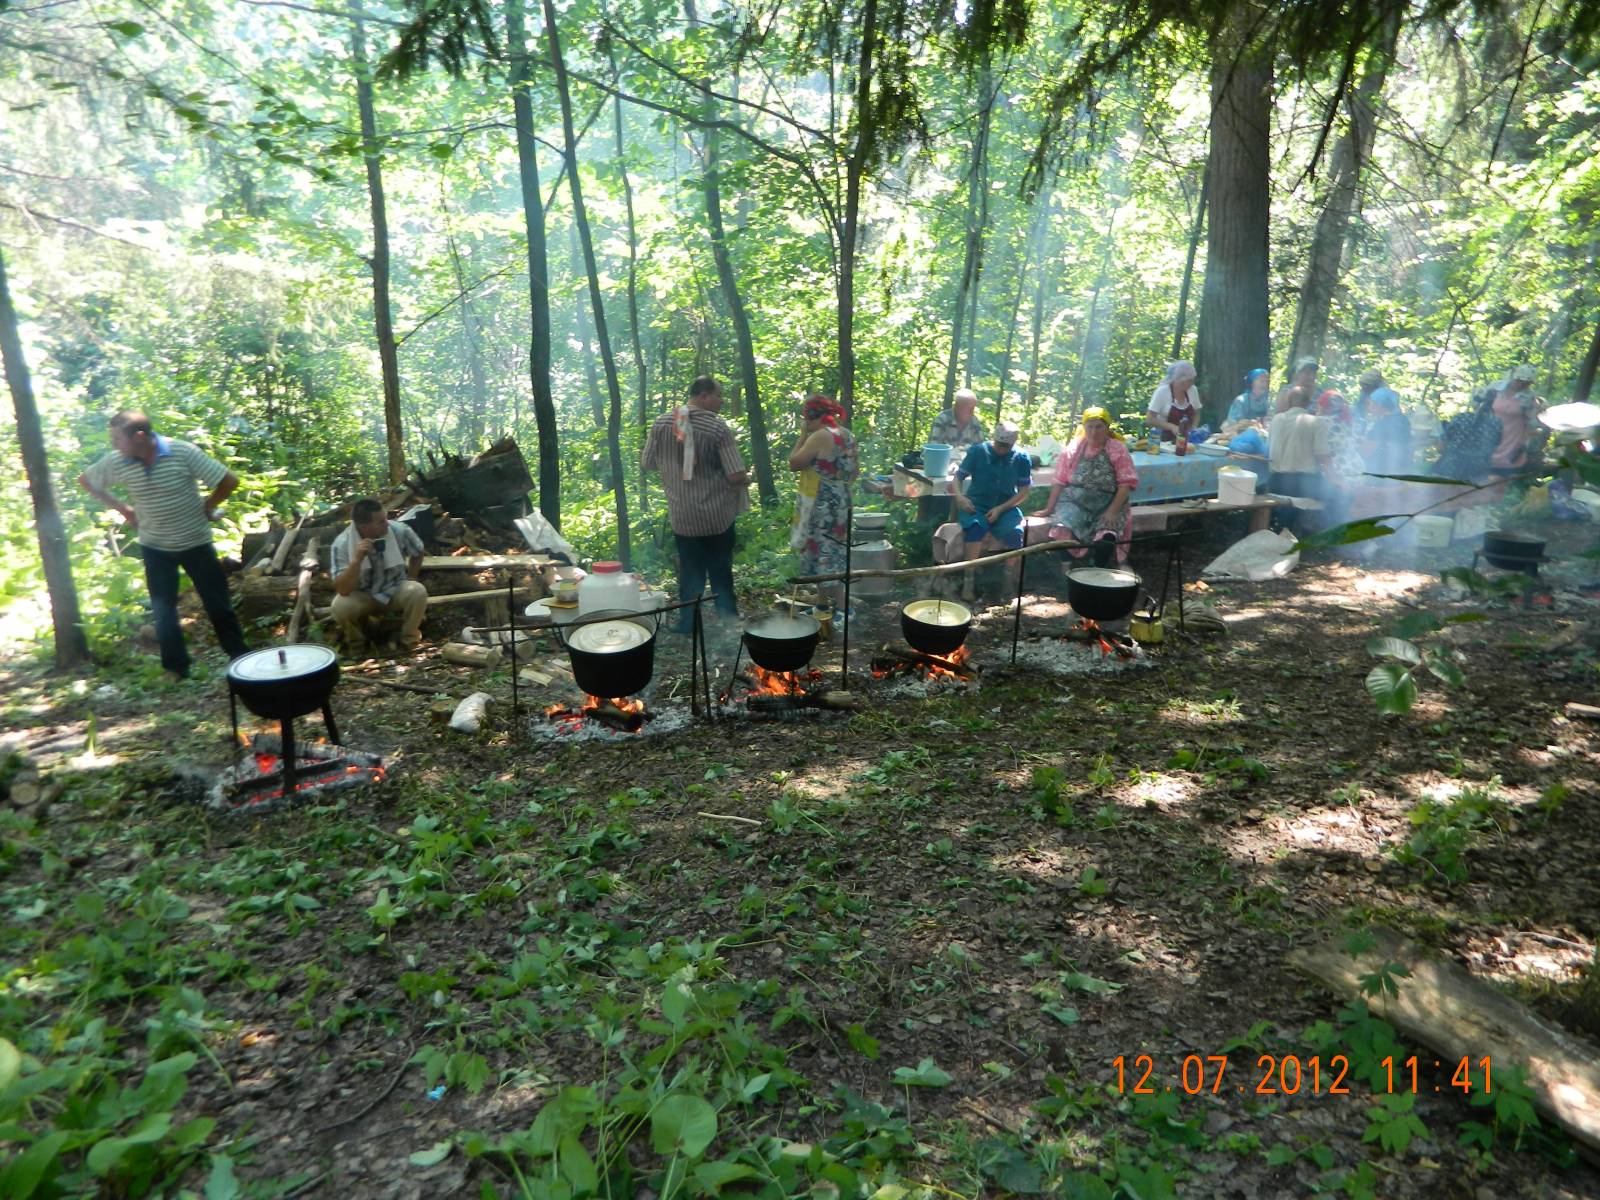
[{"x1": 993, "y1": 420, "x2": 1021, "y2": 444}]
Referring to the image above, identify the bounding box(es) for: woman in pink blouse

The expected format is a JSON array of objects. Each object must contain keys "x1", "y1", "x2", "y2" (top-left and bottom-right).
[{"x1": 1035, "y1": 407, "x2": 1139, "y2": 566}]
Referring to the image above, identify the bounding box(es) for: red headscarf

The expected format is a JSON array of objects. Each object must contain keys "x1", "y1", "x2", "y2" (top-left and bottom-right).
[
  {"x1": 803, "y1": 394, "x2": 846, "y2": 427},
  {"x1": 1316, "y1": 389, "x2": 1353, "y2": 424}
]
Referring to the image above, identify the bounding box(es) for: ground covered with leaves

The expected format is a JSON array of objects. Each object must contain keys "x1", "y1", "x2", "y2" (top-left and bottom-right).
[{"x1": 2, "y1": 549, "x2": 1599, "y2": 1199}]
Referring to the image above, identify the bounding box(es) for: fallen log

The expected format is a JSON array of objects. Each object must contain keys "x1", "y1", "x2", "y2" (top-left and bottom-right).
[
  {"x1": 1290, "y1": 927, "x2": 1600, "y2": 1162},
  {"x1": 269, "y1": 505, "x2": 312, "y2": 575},
  {"x1": 1565, "y1": 702, "x2": 1600, "y2": 722},
  {"x1": 244, "y1": 531, "x2": 281, "y2": 577}
]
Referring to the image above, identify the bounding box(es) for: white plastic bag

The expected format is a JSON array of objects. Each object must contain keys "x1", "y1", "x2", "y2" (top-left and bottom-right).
[
  {"x1": 513, "y1": 511, "x2": 577, "y2": 561},
  {"x1": 1201, "y1": 529, "x2": 1301, "y2": 582},
  {"x1": 449, "y1": 692, "x2": 493, "y2": 733}
]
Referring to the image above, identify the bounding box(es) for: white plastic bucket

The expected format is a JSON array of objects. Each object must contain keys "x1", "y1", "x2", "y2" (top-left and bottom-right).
[
  {"x1": 1216, "y1": 466, "x2": 1257, "y2": 506},
  {"x1": 1414, "y1": 515, "x2": 1453, "y2": 548}
]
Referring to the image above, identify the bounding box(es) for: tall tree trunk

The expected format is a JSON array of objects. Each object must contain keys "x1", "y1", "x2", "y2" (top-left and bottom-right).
[
  {"x1": 1172, "y1": 165, "x2": 1209, "y2": 358},
  {"x1": 994, "y1": 194, "x2": 1048, "y2": 423},
  {"x1": 0, "y1": 245, "x2": 88, "y2": 668},
  {"x1": 943, "y1": 65, "x2": 995, "y2": 406},
  {"x1": 1575, "y1": 310, "x2": 1600, "y2": 402},
  {"x1": 350, "y1": 4, "x2": 405, "y2": 484},
  {"x1": 703, "y1": 121, "x2": 777, "y2": 504},
  {"x1": 570, "y1": 225, "x2": 606, "y2": 430},
  {"x1": 1288, "y1": 10, "x2": 1400, "y2": 367},
  {"x1": 543, "y1": 0, "x2": 631, "y2": 568},
  {"x1": 1195, "y1": 8, "x2": 1273, "y2": 426},
  {"x1": 446, "y1": 226, "x2": 490, "y2": 448},
  {"x1": 837, "y1": 0, "x2": 879, "y2": 417},
  {"x1": 1024, "y1": 194, "x2": 1055, "y2": 419},
  {"x1": 612, "y1": 82, "x2": 650, "y2": 514},
  {"x1": 508, "y1": 0, "x2": 560, "y2": 527}
]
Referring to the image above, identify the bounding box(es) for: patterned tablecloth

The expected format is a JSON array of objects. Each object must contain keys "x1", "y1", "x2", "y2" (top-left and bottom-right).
[{"x1": 893, "y1": 448, "x2": 1261, "y2": 504}]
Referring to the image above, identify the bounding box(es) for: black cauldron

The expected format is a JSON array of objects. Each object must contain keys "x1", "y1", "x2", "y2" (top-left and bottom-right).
[
  {"x1": 901, "y1": 599, "x2": 972, "y2": 656},
  {"x1": 227, "y1": 645, "x2": 340, "y2": 720},
  {"x1": 562, "y1": 611, "x2": 657, "y2": 698},
  {"x1": 744, "y1": 611, "x2": 821, "y2": 672},
  {"x1": 1482, "y1": 530, "x2": 1545, "y2": 572},
  {"x1": 1065, "y1": 567, "x2": 1142, "y2": 622}
]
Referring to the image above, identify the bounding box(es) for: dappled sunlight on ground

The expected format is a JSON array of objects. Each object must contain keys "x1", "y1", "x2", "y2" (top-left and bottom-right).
[{"x1": 1120, "y1": 772, "x2": 1195, "y2": 810}]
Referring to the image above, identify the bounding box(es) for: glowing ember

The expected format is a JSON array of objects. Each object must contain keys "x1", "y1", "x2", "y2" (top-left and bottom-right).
[
  {"x1": 208, "y1": 735, "x2": 388, "y2": 813},
  {"x1": 545, "y1": 694, "x2": 650, "y2": 733},
  {"x1": 1070, "y1": 618, "x2": 1133, "y2": 658},
  {"x1": 871, "y1": 643, "x2": 976, "y2": 681},
  {"x1": 747, "y1": 665, "x2": 824, "y2": 696}
]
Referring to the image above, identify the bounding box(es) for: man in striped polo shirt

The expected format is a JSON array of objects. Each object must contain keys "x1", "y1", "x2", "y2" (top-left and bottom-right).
[
  {"x1": 78, "y1": 411, "x2": 249, "y2": 679},
  {"x1": 642, "y1": 376, "x2": 752, "y2": 634}
]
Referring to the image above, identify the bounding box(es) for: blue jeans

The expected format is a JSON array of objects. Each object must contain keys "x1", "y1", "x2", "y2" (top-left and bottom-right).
[
  {"x1": 673, "y1": 525, "x2": 738, "y2": 630},
  {"x1": 141, "y1": 542, "x2": 250, "y2": 676}
]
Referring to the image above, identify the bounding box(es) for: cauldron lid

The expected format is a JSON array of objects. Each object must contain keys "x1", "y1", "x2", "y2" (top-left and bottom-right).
[
  {"x1": 903, "y1": 599, "x2": 971, "y2": 626},
  {"x1": 1067, "y1": 567, "x2": 1138, "y2": 588},
  {"x1": 568, "y1": 619, "x2": 652, "y2": 654},
  {"x1": 746, "y1": 612, "x2": 820, "y2": 640},
  {"x1": 229, "y1": 644, "x2": 336, "y2": 682}
]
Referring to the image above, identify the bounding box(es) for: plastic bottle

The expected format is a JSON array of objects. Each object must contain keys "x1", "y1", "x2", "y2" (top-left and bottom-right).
[
  {"x1": 1175, "y1": 416, "x2": 1190, "y2": 457},
  {"x1": 578, "y1": 561, "x2": 642, "y2": 615}
]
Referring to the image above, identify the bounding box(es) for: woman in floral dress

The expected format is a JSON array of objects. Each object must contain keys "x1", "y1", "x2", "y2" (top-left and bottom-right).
[{"x1": 789, "y1": 395, "x2": 859, "y2": 604}]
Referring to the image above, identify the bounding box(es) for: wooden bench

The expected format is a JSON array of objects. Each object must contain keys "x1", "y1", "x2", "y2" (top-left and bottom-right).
[{"x1": 1130, "y1": 494, "x2": 1294, "y2": 535}]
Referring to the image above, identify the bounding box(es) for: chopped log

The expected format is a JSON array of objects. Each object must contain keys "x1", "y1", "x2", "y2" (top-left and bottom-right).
[
  {"x1": 240, "y1": 530, "x2": 274, "y2": 564},
  {"x1": 1290, "y1": 927, "x2": 1600, "y2": 1162},
  {"x1": 269, "y1": 506, "x2": 312, "y2": 575},
  {"x1": 286, "y1": 536, "x2": 321, "y2": 644},
  {"x1": 244, "y1": 531, "x2": 281, "y2": 576},
  {"x1": 238, "y1": 574, "x2": 299, "y2": 619},
  {"x1": 442, "y1": 642, "x2": 503, "y2": 669},
  {"x1": 1565, "y1": 702, "x2": 1600, "y2": 722}
]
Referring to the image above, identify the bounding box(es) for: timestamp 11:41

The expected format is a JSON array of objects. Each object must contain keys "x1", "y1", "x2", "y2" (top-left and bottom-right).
[{"x1": 1112, "y1": 1053, "x2": 1492, "y2": 1096}]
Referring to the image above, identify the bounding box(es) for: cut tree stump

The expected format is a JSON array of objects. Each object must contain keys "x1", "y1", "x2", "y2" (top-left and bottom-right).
[{"x1": 1290, "y1": 927, "x2": 1600, "y2": 1161}]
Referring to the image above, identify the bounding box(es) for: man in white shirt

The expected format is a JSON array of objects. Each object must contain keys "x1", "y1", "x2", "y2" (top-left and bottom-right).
[
  {"x1": 1268, "y1": 393, "x2": 1332, "y2": 530},
  {"x1": 329, "y1": 498, "x2": 427, "y2": 652}
]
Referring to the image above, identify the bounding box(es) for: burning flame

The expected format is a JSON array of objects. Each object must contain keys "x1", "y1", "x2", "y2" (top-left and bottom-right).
[
  {"x1": 872, "y1": 644, "x2": 972, "y2": 680},
  {"x1": 1072, "y1": 619, "x2": 1131, "y2": 658},
  {"x1": 747, "y1": 666, "x2": 823, "y2": 696},
  {"x1": 545, "y1": 695, "x2": 648, "y2": 733}
]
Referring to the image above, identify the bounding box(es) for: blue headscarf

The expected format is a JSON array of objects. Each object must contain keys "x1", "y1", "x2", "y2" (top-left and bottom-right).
[{"x1": 1241, "y1": 368, "x2": 1269, "y2": 393}]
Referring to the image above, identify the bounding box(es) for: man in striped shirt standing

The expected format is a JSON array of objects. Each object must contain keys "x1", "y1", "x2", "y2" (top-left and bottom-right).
[
  {"x1": 642, "y1": 376, "x2": 752, "y2": 633},
  {"x1": 78, "y1": 411, "x2": 250, "y2": 679}
]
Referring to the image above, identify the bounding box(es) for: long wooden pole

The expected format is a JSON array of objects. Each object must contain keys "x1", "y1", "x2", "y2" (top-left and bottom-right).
[{"x1": 792, "y1": 536, "x2": 1090, "y2": 584}]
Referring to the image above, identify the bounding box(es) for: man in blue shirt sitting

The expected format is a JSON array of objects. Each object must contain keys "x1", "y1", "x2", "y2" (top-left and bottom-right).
[{"x1": 954, "y1": 420, "x2": 1032, "y2": 602}]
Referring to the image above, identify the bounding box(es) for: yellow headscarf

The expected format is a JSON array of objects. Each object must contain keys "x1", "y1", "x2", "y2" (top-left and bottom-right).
[{"x1": 1076, "y1": 406, "x2": 1124, "y2": 442}]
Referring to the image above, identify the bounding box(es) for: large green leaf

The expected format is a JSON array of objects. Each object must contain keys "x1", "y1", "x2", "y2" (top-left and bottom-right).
[
  {"x1": 86, "y1": 1111, "x2": 173, "y2": 1175},
  {"x1": 0, "y1": 1038, "x2": 19, "y2": 1089},
  {"x1": 0, "y1": 1131, "x2": 69, "y2": 1199},
  {"x1": 1424, "y1": 654, "x2": 1465, "y2": 687},
  {"x1": 650, "y1": 1094, "x2": 717, "y2": 1158},
  {"x1": 1290, "y1": 517, "x2": 1402, "y2": 553},
  {"x1": 1361, "y1": 472, "x2": 1476, "y2": 486},
  {"x1": 1366, "y1": 636, "x2": 1421, "y2": 664},
  {"x1": 1365, "y1": 664, "x2": 1417, "y2": 716}
]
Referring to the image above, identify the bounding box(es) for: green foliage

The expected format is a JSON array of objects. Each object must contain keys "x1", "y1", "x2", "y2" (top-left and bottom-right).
[{"x1": 1390, "y1": 780, "x2": 1511, "y2": 885}]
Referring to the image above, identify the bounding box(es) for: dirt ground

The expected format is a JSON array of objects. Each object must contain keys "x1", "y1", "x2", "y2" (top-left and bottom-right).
[{"x1": 3, "y1": 517, "x2": 1599, "y2": 1198}]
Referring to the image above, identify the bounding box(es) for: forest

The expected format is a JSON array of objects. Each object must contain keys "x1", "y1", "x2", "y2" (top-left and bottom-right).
[{"x1": 3, "y1": 0, "x2": 1600, "y2": 1196}]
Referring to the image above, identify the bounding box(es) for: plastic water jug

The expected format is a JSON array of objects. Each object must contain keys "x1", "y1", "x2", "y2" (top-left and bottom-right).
[
  {"x1": 578, "y1": 561, "x2": 643, "y2": 616},
  {"x1": 921, "y1": 443, "x2": 953, "y2": 478},
  {"x1": 1216, "y1": 466, "x2": 1257, "y2": 506}
]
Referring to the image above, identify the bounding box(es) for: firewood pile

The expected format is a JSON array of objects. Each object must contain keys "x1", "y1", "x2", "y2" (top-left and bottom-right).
[{"x1": 233, "y1": 438, "x2": 556, "y2": 638}]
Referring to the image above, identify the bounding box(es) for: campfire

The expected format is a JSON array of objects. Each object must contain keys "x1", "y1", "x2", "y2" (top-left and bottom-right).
[
  {"x1": 871, "y1": 642, "x2": 978, "y2": 682},
  {"x1": 545, "y1": 695, "x2": 650, "y2": 734},
  {"x1": 1066, "y1": 619, "x2": 1136, "y2": 659},
  {"x1": 209, "y1": 732, "x2": 387, "y2": 814},
  {"x1": 719, "y1": 665, "x2": 863, "y2": 719}
]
